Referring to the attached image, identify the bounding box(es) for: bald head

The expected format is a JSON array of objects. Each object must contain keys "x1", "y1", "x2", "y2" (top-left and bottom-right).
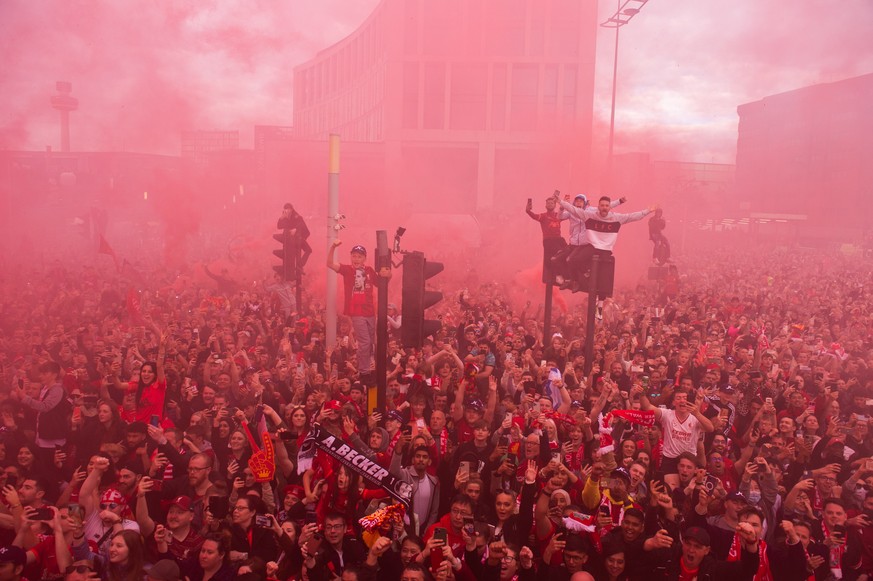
[{"x1": 570, "y1": 573, "x2": 595, "y2": 581}]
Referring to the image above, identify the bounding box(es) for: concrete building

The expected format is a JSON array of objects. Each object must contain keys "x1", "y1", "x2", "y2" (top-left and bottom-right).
[
  {"x1": 736, "y1": 73, "x2": 873, "y2": 239},
  {"x1": 291, "y1": 0, "x2": 599, "y2": 214}
]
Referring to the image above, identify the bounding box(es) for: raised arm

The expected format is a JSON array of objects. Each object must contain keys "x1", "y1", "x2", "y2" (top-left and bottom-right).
[
  {"x1": 156, "y1": 332, "x2": 168, "y2": 384},
  {"x1": 80, "y1": 456, "x2": 110, "y2": 517},
  {"x1": 327, "y1": 239, "x2": 342, "y2": 273}
]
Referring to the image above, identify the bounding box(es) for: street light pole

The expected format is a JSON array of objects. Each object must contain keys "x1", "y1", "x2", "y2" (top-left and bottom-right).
[
  {"x1": 606, "y1": 2, "x2": 620, "y2": 182},
  {"x1": 600, "y1": 0, "x2": 650, "y2": 187}
]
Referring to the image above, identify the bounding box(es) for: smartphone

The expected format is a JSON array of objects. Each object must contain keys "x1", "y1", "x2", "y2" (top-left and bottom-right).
[
  {"x1": 540, "y1": 359, "x2": 547, "y2": 368},
  {"x1": 599, "y1": 505, "x2": 611, "y2": 516},
  {"x1": 32, "y1": 507, "x2": 54, "y2": 521},
  {"x1": 68, "y1": 503, "x2": 85, "y2": 524},
  {"x1": 458, "y1": 462, "x2": 470, "y2": 480},
  {"x1": 703, "y1": 473, "x2": 721, "y2": 493},
  {"x1": 402, "y1": 425, "x2": 413, "y2": 436},
  {"x1": 304, "y1": 510, "x2": 318, "y2": 525},
  {"x1": 280, "y1": 431, "x2": 296, "y2": 442},
  {"x1": 151, "y1": 479, "x2": 164, "y2": 492},
  {"x1": 208, "y1": 496, "x2": 229, "y2": 520},
  {"x1": 499, "y1": 434, "x2": 510, "y2": 447},
  {"x1": 150, "y1": 415, "x2": 160, "y2": 428},
  {"x1": 765, "y1": 397, "x2": 773, "y2": 405},
  {"x1": 527, "y1": 197, "x2": 533, "y2": 206},
  {"x1": 255, "y1": 515, "x2": 272, "y2": 528},
  {"x1": 463, "y1": 517, "x2": 475, "y2": 536},
  {"x1": 431, "y1": 527, "x2": 448, "y2": 569}
]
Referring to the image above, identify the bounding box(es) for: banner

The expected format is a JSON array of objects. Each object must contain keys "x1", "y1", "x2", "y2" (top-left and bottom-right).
[
  {"x1": 598, "y1": 409, "x2": 656, "y2": 454},
  {"x1": 299, "y1": 424, "x2": 412, "y2": 509}
]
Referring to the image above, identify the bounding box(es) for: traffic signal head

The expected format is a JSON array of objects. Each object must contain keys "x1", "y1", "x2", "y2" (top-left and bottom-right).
[
  {"x1": 401, "y1": 252, "x2": 444, "y2": 348},
  {"x1": 273, "y1": 231, "x2": 295, "y2": 280}
]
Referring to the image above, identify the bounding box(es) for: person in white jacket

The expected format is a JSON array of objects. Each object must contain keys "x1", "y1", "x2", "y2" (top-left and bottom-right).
[
  {"x1": 551, "y1": 194, "x2": 624, "y2": 286},
  {"x1": 553, "y1": 191, "x2": 658, "y2": 289}
]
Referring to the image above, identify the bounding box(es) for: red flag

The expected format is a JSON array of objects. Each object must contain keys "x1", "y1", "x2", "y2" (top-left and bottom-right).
[
  {"x1": 98, "y1": 235, "x2": 120, "y2": 271},
  {"x1": 126, "y1": 288, "x2": 142, "y2": 321}
]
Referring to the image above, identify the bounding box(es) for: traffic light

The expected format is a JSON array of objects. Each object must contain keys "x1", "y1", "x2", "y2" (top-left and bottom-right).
[
  {"x1": 401, "y1": 251, "x2": 443, "y2": 348},
  {"x1": 272, "y1": 230, "x2": 296, "y2": 281}
]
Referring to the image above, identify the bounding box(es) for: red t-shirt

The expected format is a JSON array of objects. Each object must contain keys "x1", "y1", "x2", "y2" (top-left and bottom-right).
[
  {"x1": 128, "y1": 379, "x2": 167, "y2": 424},
  {"x1": 531, "y1": 211, "x2": 564, "y2": 239},
  {"x1": 29, "y1": 536, "x2": 62, "y2": 580},
  {"x1": 338, "y1": 264, "x2": 377, "y2": 317}
]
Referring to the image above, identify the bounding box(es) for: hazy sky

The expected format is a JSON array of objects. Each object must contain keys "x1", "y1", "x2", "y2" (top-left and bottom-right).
[{"x1": 1, "y1": 0, "x2": 872, "y2": 163}]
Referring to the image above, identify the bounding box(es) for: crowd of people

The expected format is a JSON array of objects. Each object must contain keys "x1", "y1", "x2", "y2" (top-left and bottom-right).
[{"x1": 1, "y1": 221, "x2": 872, "y2": 581}]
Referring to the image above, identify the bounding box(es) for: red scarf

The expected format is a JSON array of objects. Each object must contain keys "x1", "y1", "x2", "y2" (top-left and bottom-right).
[
  {"x1": 438, "y1": 428, "x2": 449, "y2": 459},
  {"x1": 385, "y1": 429, "x2": 401, "y2": 458},
  {"x1": 727, "y1": 534, "x2": 771, "y2": 581},
  {"x1": 821, "y1": 520, "x2": 846, "y2": 578},
  {"x1": 800, "y1": 542, "x2": 816, "y2": 581},
  {"x1": 598, "y1": 409, "x2": 656, "y2": 453}
]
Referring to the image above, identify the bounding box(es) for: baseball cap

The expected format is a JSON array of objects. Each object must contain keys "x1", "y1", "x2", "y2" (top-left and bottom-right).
[
  {"x1": 682, "y1": 526, "x2": 711, "y2": 546},
  {"x1": 610, "y1": 467, "x2": 631, "y2": 483},
  {"x1": 147, "y1": 559, "x2": 181, "y2": 581},
  {"x1": 466, "y1": 399, "x2": 485, "y2": 412},
  {"x1": 0, "y1": 546, "x2": 26, "y2": 566},
  {"x1": 324, "y1": 400, "x2": 343, "y2": 411},
  {"x1": 719, "y1": 385, "x2": 736, "y2": 394},
  {"x1": 349, "y1": 381, "x2": 364, "y2": 393},
  {"x1": 351, "y1": 244, "x2": 367, "y2": 256},
  {"x1": 725, "y1": 491, "x2": 747, "y2": 503},
  {"x1": 283, "y1": 484, "x2": 305, "y2": 498},
  {"x1": 169, "y1": 496, "x2": 193, "y2": 511},
  {"x1": 385, "y1": 410, "x2": 404, "y2": 424}
]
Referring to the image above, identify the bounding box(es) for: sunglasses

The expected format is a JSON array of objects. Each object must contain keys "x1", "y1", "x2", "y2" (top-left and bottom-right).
[
  {"x1": 65, "y1": 566, "x2": 94, "y2": 574},
  {"x1": 100, "y1": 502, "x2": 119, "y2": 510}
]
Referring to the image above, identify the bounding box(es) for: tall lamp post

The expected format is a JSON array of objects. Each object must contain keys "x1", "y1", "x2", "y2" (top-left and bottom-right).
[{"x1": 601, "y1": 0, "x2": 650, "y2": 186}]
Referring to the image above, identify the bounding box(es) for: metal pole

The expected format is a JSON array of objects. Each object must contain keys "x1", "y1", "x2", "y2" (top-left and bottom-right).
[
  {"x1": 326, "y1": 135, "x2": 340, "y2": 349},
  {"x1": 543, "y1": 283, "x2": 553, "y2": 341},
  {"x1": 606, "y1": 5, "x2": 620, "y2": 186},
  {"x1": 584, "y1": 255, "x2": 600, "y2": 375},
  {"x1": 374, "y1": 231, "x2": 390, "y2": 413}
]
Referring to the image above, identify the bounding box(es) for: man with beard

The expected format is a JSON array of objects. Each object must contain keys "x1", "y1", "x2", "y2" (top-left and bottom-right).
[
  {"x1": 526, "y1": 195, "x2": 568, "y2": 285},
  {"x1": 135, "y1": 483, "x2": 203, "y2": 562},
  {"x1": 391, "y1": 446, "x2": 440, "y2": 535},
  {"x1": 653, "y1": 524, "x2": 760, "y2": 580},
  {"x1": 276, "y1": 202, "x2": 312, "y2": 273},
  {"x1": 581, "y1": 467, "x2": 638, "y2": 533},
  {"x1": 553, "y1": 192, "x2": 653, "y2": 290}
]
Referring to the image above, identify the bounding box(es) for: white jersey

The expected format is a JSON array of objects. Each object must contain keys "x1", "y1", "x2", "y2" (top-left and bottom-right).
[{"x1": 659, "y1": 408, "x2": 703, "y2": 458}]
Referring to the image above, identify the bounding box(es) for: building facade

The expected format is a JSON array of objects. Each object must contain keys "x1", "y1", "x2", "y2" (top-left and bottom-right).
[
  {"x1": 292, "y1": 0, "x2": 598, "y2": 213},
  {"x1": 736, "y1": 73, "x2": 873, "y2": 236}
]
